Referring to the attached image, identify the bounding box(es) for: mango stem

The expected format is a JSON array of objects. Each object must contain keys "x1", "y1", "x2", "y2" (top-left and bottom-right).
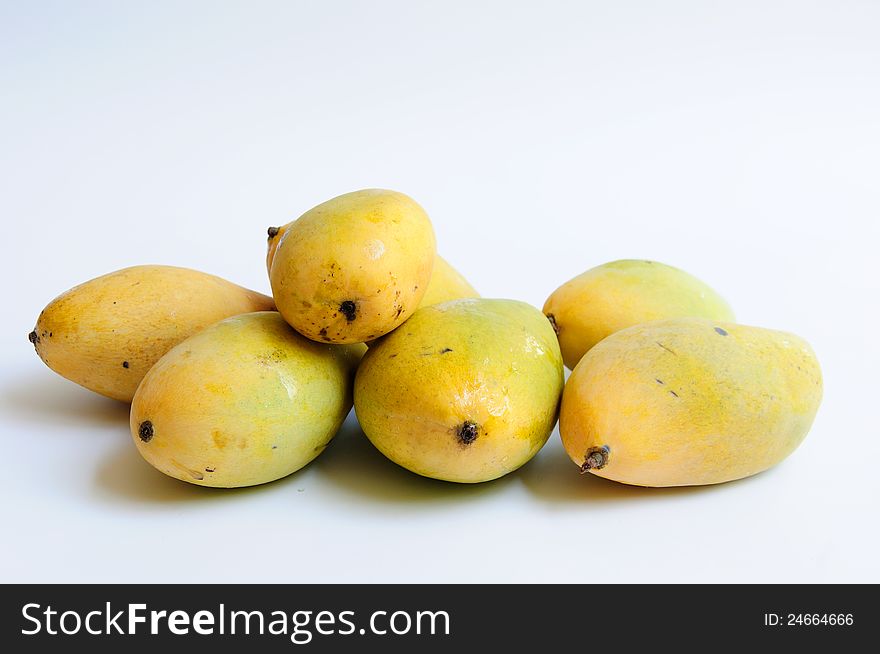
[{"x1": 580, "y1": 445, "x2": 610, "y2": 473}]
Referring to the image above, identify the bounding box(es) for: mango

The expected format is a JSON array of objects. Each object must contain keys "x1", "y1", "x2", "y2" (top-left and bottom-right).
[
  {"x1": 268, "y1": 189, "x2": 436, "y2": 344},
  {"x1": 560, "y1": 318, "x2": 822, "y2": 487},
  {"x1": 354, "y1": 299, "x2": 564, "y2": 483},
  {"x1": 265, "y1": 223, "x2": 287, "y2": 273},
  {"x1": 543, "y1": 260, "x2": 735, "y2": 369},
  {"x1": 130, "y1": 311, "x2": 364, "y2": 488},
  {"x1": 417, "y1": 255, "x2": 479, "y2": 308},
  {"x1": 267, "y1": 226, "x2": 474, "y2": 309},
  {"x1": 29, "y1": 265, "x2": 274, "y2": 402}
]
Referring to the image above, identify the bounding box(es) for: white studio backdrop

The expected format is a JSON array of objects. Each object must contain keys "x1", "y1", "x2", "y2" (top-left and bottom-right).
[{"x1": 1, "y1": 1, "x2": 878, "y2": 582}]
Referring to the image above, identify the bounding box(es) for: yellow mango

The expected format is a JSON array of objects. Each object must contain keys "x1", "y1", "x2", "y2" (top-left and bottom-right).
[
  {"x1": 131, "y1": 311, "x2": 364, "y2": 488},
  {"x1": 544, "y1": 260, "x2": 735, "y2": 369},
  {"x1": 417, "y1": 255, "x2": 479, "y2": 308},
  {"x1": 354, "y1": 299, "x2": 564, "y2": 483},
  {"x1": 29, "y1": 265, "x2": 274, "y2": 402},
  {"x1": 265, "y1": 223, "x2": 288, "y2": 273},
  {"x1": 268, "y1": 189, "x2": 436, "y2": 344},
  {"x1": 267, "y1": 226, "x2": 474, "y2": 310},
  {"x1": 560, "y1": 318, "x2": 822, "y2": 487}
]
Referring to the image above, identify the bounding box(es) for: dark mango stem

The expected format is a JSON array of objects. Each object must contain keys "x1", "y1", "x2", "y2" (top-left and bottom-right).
[
  {"x1": 580, "y1": 445, "x2": 610, "y2": 473},
  {"x1": 456, "y1": 421, "x2": 479, "y2": 445}
]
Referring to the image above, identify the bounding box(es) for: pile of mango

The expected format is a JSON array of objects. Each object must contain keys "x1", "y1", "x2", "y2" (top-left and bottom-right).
[{"x1": 29, "y1": 189, "x2": 822, "y2": 489}]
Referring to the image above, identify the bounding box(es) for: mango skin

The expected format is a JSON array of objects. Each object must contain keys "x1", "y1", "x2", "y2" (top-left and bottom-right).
[
  {"x1": 543, "y1": 260, "x2": 735, "y2": 369},
  {"x1": 417, "y1": 255, "x2": 479, "y2": 308},
  {"x1": 30, "y1": 265, "x2": 275, "y2": 402},
  {"x1": 269, "y1": 189, "x2": 436, "y2": 344},
  {"x1": 354, "y1": 299, "x2": 564, "y2": 483},
  {"x1": 131, "y1": 312, "x2": 364, "y2": 488},
  {"x1": 560, "y1": 318, "x2": 823, "y2": 487}
]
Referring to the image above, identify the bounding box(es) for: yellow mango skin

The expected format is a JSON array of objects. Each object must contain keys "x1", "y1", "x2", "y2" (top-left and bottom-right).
[
  {"x1": 30, "y1": 265, "x2": 275, "y2": 402},
  {"x1": 560, "y1": 318, "x2": 823, "y2": 487},
  {"x1": 543, "y1": 260, "x2": 735, "y2": 369},
  {"x1": 417, "y1": 255, "x2": 479, "y2": 308},
  {"x1": 269, "y1": 189, "x2": 436, "y2": 344},
  {"x1": 355, "y1": 299, "x2": 564, "y2": 483},
  {"x1": 131, "y1": 312, "x2": 364, "y2": 488}
]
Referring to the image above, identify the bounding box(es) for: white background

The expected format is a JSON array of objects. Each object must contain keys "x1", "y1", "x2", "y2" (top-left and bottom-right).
[{"x1": 2, "y1": 1, "x2": 878, "y2": 583}]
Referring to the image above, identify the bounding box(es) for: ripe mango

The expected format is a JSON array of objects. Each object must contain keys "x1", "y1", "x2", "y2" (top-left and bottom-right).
[
  {"x1": 267, "y1": 227, "x2": 475, "y2": 309},
  {"x1": 131, "y1": 311, "x2": 364, "y2": 488},
  {"x1": 544, "y1": 260, "x2": 734, "y2": 369},
  {"x1": 268, "y1": 189, "x2": 436, "y2": 344},
  {"x1": 560, "y1": 318, "x2": 822, "y2": 487},
  {"x1": 417, "y1": 255, "x2": 479, "y2": 308},
  {"x1": 265, "y1": 223, "x2": 288, "y2": 273},
  {"x1": 29, "y1": 265, "x2": 274, "y2": 402},
  {"x1": 354, "y1": 299, "x2": 564, "y2": 483}
]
